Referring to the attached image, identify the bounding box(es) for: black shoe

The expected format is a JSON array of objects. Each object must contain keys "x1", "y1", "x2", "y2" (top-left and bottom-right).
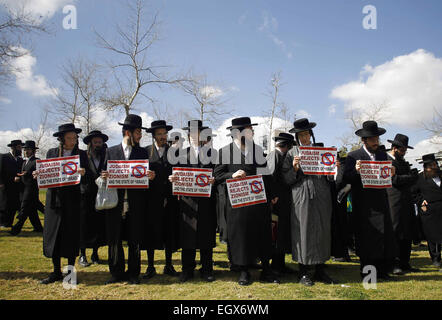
[
  {"x1": 260, "y1": 270, "x2": 280, "y2": 284},
  {"x1": 105, "y1": 276, "x2": 123, "y2": 285},
  {"x1": 40, "y1": 272, "x2": 63, "y2": 285},
  {"x1": 200, "y1": 271, "x2": 215, "y2": 282},
  {"x1": 78, "y1": 255, "x2": 90, "y2": 268},
  {"x1": 392, "y1": 267, "x2": 404, "y2": 275},
  {"x1": 299, "y1": 274, "x2": 314, "y2": 286},
  {"x1": 90, "y1": 253, "x2": 99, "y2": 264},
  {"x1": 314, "y1": 268, "x2": 336, "y2": 284},
  {"x1": 9, "y1": 227, "x2": 20, "y2": 236},
  {"x1": 128, "y1": 276, "x2": 140, "y2": 285},
  {"x1": 238, "y1": 271, "x2": 251, "y2": 286},
  {"x1": 179, "y1": 271, "x2": 194, "y2": 283},
  {"x1": 143, "y1": 267, "x2": 156, "y2": 279},
  {"x1": 402, "y1": 266, "x2": 420, "y2": 273},
  {"x1": 378, "y1": 272, "x2": 394, "y2": 281},
  {"x1": 432, "y1": 260, "x2": 441, "y2": 268},
  {"x1": 163, "y1": 265, "x2": 178, "y2": 276}
]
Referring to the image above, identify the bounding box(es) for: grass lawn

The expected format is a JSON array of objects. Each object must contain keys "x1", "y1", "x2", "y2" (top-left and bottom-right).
[{"x1": 0, "y1": 191, "x2": 441, "y2": 300}]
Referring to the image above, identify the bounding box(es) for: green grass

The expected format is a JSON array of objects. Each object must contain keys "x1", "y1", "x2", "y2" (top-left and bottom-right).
[{"x1": 0, "y1": 190, "x2": 440, "y2": 300}]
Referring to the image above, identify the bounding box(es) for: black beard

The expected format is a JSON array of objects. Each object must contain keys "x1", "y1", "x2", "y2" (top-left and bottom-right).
[
  {"x1": 93, "y1": 147, "x2": 102, "y2": 154},
  {"x1": 13, "y1": 149, "x2": 22, "y2": 157},
  {"x1": 394, "y1": 151, "x2": 403, "y2": 160}
]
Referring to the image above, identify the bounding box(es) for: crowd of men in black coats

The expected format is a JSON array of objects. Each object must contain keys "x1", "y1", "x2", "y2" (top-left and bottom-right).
[{"x1": 0, "y1": 114, "x2": 441, "y2": 287}]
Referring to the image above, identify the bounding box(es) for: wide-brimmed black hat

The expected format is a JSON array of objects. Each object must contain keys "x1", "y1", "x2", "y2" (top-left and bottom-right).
[
  {"x1": 23, "y1": 140, "x2": 38, "y2": 150},
  {"x1": 387, "y1": 133, "x2": 414, "y2": 149},
  {"x1": 226, "y1": 117, "x2": 258, "y2": 130},
  {"x1": 7, "y1": 140, "x2": 24, "y2": 147},
  {"x1": 83, "y1": 130, "x2": 109, "y2": 145},
  {"x1": 182, "y1": 120, "x2": 208, "y2": 131},
  {"x1": 146, "y1": 120, "x2": 173, "y2": 133},
  {"x1": 273, "y1": 132, "x2": 295, "y2": 142},
  {"x1": 53, "y1": 123, "x2": 82, "y2": 137},
  {"x1": 118, "y1": 114, "x2": 147, "y2": 130},
  {"x1": 419, "y1": 153, "x2": 437, "y2": 164},
  {"x1": 355, "y1": 120, "x2": 386, "y2": 138},
  {"x1": 289, "y1": 118, "x2": 316, "y2": 133}
]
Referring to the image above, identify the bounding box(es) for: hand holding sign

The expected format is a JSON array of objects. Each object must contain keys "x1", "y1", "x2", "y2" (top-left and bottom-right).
[{"x1": 232, "y1": 170, "x2": 246, "y2": 179}]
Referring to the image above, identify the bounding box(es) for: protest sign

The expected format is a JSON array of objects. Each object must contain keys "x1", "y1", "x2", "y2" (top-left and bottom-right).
[
  {"x1": 107, "y1": 160, "x2": 149, "y2": 189},
  {"x1": 360, "y1": 160, "x2": 392, "y2": 189},
  {"x1": 37, "y1": 155, "x2": 81, "y2": 188},
  {"x1": 226, "y1": 175, "x2": 267, "y2": 208},
  {"x1": 172, "y1": 167, "x2": 213, "y2": 197},
  {"x1": 298, "y1": 146, "x2": 338, "y2": 175}
]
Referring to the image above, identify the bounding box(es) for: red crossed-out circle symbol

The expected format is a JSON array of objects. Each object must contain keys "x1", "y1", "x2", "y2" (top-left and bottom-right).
[
  {"x1": 250, "y1": 180, "x2": 263, "y2": 194},
  {"x1": 380, "y1": 166, "x2": 390, "y2": 179},
  {"x1": 132, "y1": 165, "x2": 147, "y2": 178},
  {"x1": 321, "y1": 152, "x2": 335, "y2": 166},
  {"x1": 195, "y1": 173, "x2": 210, "y2": 187},
  {"x1": 63, "y1": 161, "x2": 78, "y2": 175}
]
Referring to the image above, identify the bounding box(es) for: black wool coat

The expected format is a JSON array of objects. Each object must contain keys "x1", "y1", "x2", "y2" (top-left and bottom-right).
[
  {"x1": 412, "y1": 172, "x2": 442, "y2": 242},
  {"x1": 103, "y1": 144, "x2": 149, "y2": 245},
  {"x1": 343, "y1": 147, "x2": 396, "y2": 262},
  {"x1": 214, "y1": 142, "x2": 274, "y2": 266},
  {"x1": 43, "y1": 147, "x2": 89, "y2": 258}
]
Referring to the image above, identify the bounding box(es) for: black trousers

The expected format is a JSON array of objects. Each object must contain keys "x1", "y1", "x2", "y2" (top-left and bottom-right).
[
  {"x1": 395, "y1": 239, "x2": 412, "y2": 268},
  {"x1": 13, "y1": 197, "x2": 43, "y2": 232},
  {"x1": 428, "y1": 241, "x2": 441, "y2": 263},
  {"x1": 108, "y1": 241, "x2": 140, "y2": 279},
  {"x1": 360, "y1": 258, "x2": 393, "y2": 275},
  {"x1": 181, "y1": 248, "x2": 213, "y2": 273},
  {"x1": 271, "y1": 250, "x2": 286, "y2": 269},
  {"x1": 0, "y1": 189, "x2": 20, "y2": 226}
]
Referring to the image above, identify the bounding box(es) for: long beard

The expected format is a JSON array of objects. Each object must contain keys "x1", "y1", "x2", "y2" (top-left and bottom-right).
[
  {"x1": 13, "y1": 149, "x2": 22, "y2": 157},
  {"x1": 394, "y1": 151, "x2": 404, "y2": 160}
]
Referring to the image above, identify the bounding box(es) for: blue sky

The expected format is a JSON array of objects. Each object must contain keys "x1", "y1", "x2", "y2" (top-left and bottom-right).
[{"x1": 0, "y1": 0, "x2": 441, "y2": 160}]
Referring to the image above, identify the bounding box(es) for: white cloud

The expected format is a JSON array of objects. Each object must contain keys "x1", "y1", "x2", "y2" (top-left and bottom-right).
[
  {"x1": 403, "y1": 135, "x2": 442, "y2": 169},
  {"x1": 0, "y1": 0, "x2": 75, "y2": 22},
  {"x1": 295, "y1": 109, "x2": 311, "y2": 119},
  {"x1": 0, "y1": 96, "x2": 11, "y2": 104},
  {"x1": 328, "y1": 104, "x2": 336, "y2": 115},
  {"x1": 9, "y1": 46, "x2": 56, "y2": 97},
  {"x1": 199, "y1": 86, "x2": 224, "y2": 99},
  {"x1": 258, "y1": 11, "x2": 293, "y2": 59},
  {"x1": 331, "y1": 49, "x2": 442, "y2": 127}
]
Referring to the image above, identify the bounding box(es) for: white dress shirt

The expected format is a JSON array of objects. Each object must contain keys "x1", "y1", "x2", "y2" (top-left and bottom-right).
[
  {"x1": 433, "y1": 176, "x2": 441, "y2": 187},
  {"x1": 363, "y1": 145, "x2": 376, "y2": 161},
  {"x1": 122, "y1": 140, "x2": 132, "y2": 160},
  {"x1": 233, "y1": 139, "x2": 249, "y2": 157},
  {"x1": 155, "y1": 141, "x2": 165, "y2": 158}
]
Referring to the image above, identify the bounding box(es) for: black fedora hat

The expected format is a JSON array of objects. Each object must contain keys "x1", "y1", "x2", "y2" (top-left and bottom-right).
[
  {"x1": 53, "y1": 123, "x2": 82, "y2": 137},
  {"x1": 226, "y1": 117, "x2": 258, "y2": 130},
  {"x1": 118, "y1": 114, "x2": 147, "y2": 130},
  {"x1": 289, "y1": 118, "x2": 316, "y2": 133},
  {"x1": 146, "y1": 120, "x2": 173, "y2": 133},
  {"x1": 23, "y1": 140, "x2": 38, "y2": 150},
  {"x1": 355, "y1": 120, "x2": 386, "y2": 138},
  {"x1": 182, "y1": 120, "x2": 208, "y2": 131},
  {"x1": 419, "y1": 153, "x2": 437, "y2": 164},
  {"x1": 7, "y1": 140, "x2": 24, "y2": 147},
  {"x1": 83, "y1": 130, "x2": 109, "y2": 145},
  {"x1": 273, "y1": 132, "x2": 295, "y2": 142},
  {"x1": 387, "y1": 133, "x2": 414, "y2": 149}
]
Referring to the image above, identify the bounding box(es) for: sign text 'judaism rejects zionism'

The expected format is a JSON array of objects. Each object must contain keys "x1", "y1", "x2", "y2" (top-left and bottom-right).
[
  {"x1": 226, "y1": 175, "x2": 267, "y2": 208},
  {"x1": 37, "y1": 155, "x2": 81, "y2": 188},
  {"x1": 360, "y1": 160, "x2": 392, "y2": 189},
  {"x1": 107, "y1": 160, "x2": 149, "y2": 189},
  {"x1": 298, "y1": 146, "x2": 338, "y2": 175},
  {"x1": 172, "y1": 167, "x2": 213, "y2": 197}
]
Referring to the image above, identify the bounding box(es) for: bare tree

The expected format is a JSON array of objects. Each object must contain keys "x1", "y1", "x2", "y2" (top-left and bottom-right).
[
  {"x1": 95, "y1": 0, "x2": 192, "y2": 116},
  {"x1": 179, "y1": 74, "x2": 233, "y2": 127},
  {"x1": 48, "y1": 57, "x2": 107, "y2": 134},
  {"x1": 339, "y1": 101, "x2": 390, "y2": 150},
  {"x1": 0, "y1": 4, "x2": 49, "y2": 87},
  {"x1": 421, "y1": 107, "x2": 442, "y2": 145},
  {"x1": 21, "y1": 108, "x2": 53, "y2": 157},
  {"x1": 262, "y1": 71, "x2": 285, "y2": 153}
]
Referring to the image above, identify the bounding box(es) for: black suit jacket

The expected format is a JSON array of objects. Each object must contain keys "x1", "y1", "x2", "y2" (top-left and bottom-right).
[{"x1": 20, "y1": 155, "x2": 39, "y2": 200}]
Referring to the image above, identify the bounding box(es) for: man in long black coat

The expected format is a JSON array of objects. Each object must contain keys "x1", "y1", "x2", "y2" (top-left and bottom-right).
[
  {"x1": 170, "y1": 120, "x2": 218, "y2": 282},
  {"x1": 214, "y1": 117, "x2": 279, "y2": 286},
  {"x1": 266, "y1": 132, "x2": 295, "y2": 276},
  {"x1": 412, "y1": 153, "x2": 442, "y2": 270},
  {"x1": 0, "y1": 140, "x2": 24, "y2": 228},
  {"x1": 142, "y1": 120, "x2": 179, "y2": 279},
  {"x1": 101, "y1": 114, "x2": 155, "y2": 285},
  {"x1": 39, "y1": 124, "x2": 89, "y2": 285},
  {"x1": 344, "y1": 121, "x2": 397, "y2": 280},
  {"x1": 78, "y1": 130, "x2": 108, "y2": 267},
  {"x1": 386, "y1": 134, "x2": 420, "y2": 274},
  {"x1": 10, "y1": 141, "x2": 43, "y2": 235}
]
